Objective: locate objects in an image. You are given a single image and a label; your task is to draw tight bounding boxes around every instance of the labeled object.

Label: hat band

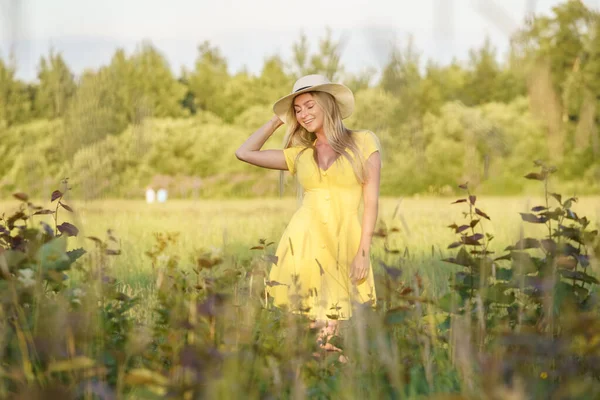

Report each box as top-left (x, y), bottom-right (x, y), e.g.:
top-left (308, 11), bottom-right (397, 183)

top-left (294, 85), bottom-right (312, 93)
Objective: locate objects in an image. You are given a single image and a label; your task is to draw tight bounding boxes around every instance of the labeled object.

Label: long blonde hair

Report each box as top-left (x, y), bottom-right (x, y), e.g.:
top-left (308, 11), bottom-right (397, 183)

top-left (279, 91), bottom-right (368, 195)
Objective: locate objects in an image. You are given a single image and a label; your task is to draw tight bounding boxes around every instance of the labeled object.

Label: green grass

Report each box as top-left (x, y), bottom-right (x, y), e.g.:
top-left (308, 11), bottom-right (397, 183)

top-left (2, 195), bottom-right (598, 300)
top-left (1, 195), bottom-right (599, 398)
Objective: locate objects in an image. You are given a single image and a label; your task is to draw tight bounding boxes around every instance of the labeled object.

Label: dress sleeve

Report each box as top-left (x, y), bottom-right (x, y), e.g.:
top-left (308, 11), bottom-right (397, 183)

top-left (360, 131), bottom-right (382, 165)
top-left (283, 146), bottom-right (304, 175)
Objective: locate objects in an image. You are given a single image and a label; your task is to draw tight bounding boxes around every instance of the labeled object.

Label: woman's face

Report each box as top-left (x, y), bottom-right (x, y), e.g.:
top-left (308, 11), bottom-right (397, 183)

top-left (293, 92), bottom-right (324, 134)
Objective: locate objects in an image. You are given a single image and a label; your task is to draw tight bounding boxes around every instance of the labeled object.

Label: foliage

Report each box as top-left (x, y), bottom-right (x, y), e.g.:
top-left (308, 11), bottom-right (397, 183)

top-left (34, 49), bottom-right (76, 119)
top-left (0, 176), bottom-right (598, 397)
top-left (0, 0), bottom-right (599, 200)
top-left (441, 162), bottom-right (600, 398)
top-left (0, 186), bottom-right (141, 397)
top-left (0, 185), bottom-right (463, 398)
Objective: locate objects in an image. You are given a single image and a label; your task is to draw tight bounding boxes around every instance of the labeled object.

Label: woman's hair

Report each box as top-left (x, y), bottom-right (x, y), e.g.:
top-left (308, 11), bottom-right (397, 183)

top-left (280, 91), bottom-right (368, 185)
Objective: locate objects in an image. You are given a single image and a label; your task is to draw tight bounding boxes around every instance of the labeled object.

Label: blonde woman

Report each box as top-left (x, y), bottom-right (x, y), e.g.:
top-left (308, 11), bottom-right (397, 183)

top-left (235, 74), bottom-right (381, 351)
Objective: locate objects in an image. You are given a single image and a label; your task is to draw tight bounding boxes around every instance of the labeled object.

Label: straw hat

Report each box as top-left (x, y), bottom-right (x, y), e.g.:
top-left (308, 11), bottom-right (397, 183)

top-left (272, 74), bottom-right (354, 123)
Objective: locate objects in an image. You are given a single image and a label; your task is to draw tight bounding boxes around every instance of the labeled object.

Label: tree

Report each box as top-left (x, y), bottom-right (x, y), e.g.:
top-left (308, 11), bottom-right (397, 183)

top-left (309, 27), bottom-right (344, 81)
top-left (188, 41), bottom-right (230, 118)
top-left (379, 36), bottom-right (423, 123)
top-left (34, 49), bottom-right (76, 119)
top-left (578, 15), bottom-right (600, 155)
top-left (344, 67), bottom-right (377, 93)
top-left (257, 55), bottom-right (293, 102)
top-left (63, 42), bottom-right (185, 159)
top-left (0, 56), bottom-right (32, 127)
top-left (289, 28), bottom-right (345, 80)
top-left (63, 68), bottom-right (127, 159)
top-left (513, 0), bottom-right (598, 161)
top-left (129, 41), bottom-right (186, 119)
top-left (420, 60), bottom-right (468, 113)
top-left (463, 37), bottom-right (501, 106)
top-left (290, 32), bottom-right (310, 78)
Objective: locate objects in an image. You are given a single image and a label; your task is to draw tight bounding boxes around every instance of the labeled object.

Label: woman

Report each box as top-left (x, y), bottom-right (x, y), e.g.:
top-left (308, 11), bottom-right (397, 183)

top-left (235, 74), bottom-right (381, 344)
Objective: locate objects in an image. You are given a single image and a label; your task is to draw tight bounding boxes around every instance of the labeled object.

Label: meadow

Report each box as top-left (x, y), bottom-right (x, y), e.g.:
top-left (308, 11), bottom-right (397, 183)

top-left (1, 190), bottom-right (600, 398)
top-left (3, 194), bottom-right (599, 313)
top-left (5, 195), bottom-right (599, 291)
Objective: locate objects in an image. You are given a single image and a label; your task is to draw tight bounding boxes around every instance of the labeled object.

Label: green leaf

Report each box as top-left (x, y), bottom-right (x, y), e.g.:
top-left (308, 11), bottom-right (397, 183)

top-left (572, 284), bottom-right (589, 300)
top-left (494, 253), bottom-right (512, 262)
top-left (524, 172), bottom-right (545, 180)
top-left (2, 250), bottom-right (27, 268)
top-left (438, 292), bottom-right (463, 313)
top-left (519, 213), bottom-right (548, 224)
top-left (67, 248), bottom-right (86, 265)
top-left (549, 193), bottom-right (562, 204)
top-left (452, 199), bottom-right (467, 204)
top-left (558, 226), bottom-right (584, 244)
top-left (38, 236), bottom-right (70, 271)
top-left (33, 209), bottom-right (55, 215)
top-left (57, 222), bottom-right (79, 237)
top-left (559, 270), bottom-right (599, 284)
top-left (51, 190), bottom-right (63, 202)
top-left (541, 239), bottom-right (557, 254)
top-left (554, 281), bottom-right (579, 312)
top-left (495, 267), bottom-right (513, 281)
top-left (59, 203), bottom-right (74, 213)
top-left (456, 224), bottom-right (470, 233)
top-left (563, 197), bottom-right (577, 209)
top-left (463, 233), bottom-right (484, 245)
top-left (557, 242), bottom-right (580, 257)
top-left (486, 283), bottom-right (515, 304)
top-left (475, 208), bottom-right (491, 220)
top-left (443, 247), bottom-right (474, 267)
top-left (540, 208), bottom-right (563, 220)
top-left (511, 251), bottom-right (538, 274)
top-left (13, 193), bottom-right (29, 202)
top-left (384, 306), bottom-right (410, 325)
top-left (504, 238), bottom-right (540, 251)
top-left (438, 315), bottom-right (451, 331)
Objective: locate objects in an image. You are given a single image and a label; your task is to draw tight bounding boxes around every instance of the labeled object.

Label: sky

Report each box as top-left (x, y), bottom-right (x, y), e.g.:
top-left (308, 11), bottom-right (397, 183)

top-left (1, 0), bottom-right (599, 82)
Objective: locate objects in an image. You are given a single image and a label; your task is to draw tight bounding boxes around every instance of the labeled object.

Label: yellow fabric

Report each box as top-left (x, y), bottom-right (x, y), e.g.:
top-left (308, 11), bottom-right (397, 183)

top-left (267, 130), bottom-right (380, 320)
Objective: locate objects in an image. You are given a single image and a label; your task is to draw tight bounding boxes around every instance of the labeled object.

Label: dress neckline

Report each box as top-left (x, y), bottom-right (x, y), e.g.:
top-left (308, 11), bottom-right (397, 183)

top-left (312, 138), bottom-right (345, 172)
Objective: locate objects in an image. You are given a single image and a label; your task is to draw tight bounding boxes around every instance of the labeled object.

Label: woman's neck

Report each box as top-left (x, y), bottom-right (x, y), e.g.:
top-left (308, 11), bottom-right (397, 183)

top-left (314, 130), bottom-right (327, 146)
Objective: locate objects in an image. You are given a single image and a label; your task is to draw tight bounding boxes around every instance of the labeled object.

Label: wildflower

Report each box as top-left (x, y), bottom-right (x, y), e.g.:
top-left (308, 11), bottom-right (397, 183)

top-left (18, 269), bottom-right (35, 288)
top-left (540, 372), bottom-right (548, 379)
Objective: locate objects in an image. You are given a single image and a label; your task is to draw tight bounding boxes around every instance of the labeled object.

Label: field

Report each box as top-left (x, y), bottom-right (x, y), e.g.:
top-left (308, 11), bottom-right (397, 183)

top-left (25, 195), bottom-right (600, 277)
top-left (2, 195), bottom-right (599, 311)
top-left (1, 195), bottom-right (599, 398)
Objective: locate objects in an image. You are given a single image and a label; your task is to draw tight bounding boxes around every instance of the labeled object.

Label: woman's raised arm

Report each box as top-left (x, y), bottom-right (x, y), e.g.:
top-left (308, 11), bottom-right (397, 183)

top-left (235, 116), bottom-right (289, 170)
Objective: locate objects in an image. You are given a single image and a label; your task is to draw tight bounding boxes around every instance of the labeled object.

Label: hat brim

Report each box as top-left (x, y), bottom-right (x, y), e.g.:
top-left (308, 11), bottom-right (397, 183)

top-left (272, 83), bottom-right (354, 124)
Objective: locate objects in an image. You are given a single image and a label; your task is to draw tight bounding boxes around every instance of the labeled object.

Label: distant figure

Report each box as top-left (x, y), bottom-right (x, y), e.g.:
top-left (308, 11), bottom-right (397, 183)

top-left (145, 187), bottom-right (156, 204)
top-left (157, 188), bottom-right (168, 203)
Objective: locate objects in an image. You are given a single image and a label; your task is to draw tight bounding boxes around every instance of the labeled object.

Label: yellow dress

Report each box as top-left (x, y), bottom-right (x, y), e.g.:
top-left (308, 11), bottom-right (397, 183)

top-left (267, 130), bottom-right (380, 320)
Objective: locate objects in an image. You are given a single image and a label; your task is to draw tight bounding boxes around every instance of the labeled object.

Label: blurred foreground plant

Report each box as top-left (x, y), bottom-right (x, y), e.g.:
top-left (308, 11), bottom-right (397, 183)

top-left (442, 161), bottom-right (600, 399)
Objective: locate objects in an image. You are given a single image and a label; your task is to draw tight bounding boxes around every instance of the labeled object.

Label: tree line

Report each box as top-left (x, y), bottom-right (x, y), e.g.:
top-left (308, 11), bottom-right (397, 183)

top-left (1, 0), bottom-right (598, 199)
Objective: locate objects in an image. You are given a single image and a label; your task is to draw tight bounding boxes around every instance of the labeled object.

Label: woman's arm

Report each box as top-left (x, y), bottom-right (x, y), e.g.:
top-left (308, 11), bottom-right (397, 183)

top-left (350, 151), bottom-right (381, 283)
top-left (235, 116), bottom-right (288, 170)
top-left (359, 152), bottom-right (381, 254)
